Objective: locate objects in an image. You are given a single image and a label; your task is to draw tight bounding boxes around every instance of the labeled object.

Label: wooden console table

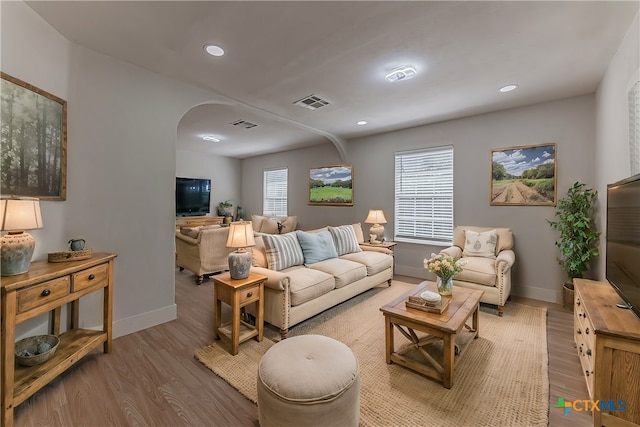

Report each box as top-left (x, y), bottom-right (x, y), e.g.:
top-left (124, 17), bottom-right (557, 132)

top-left (176, 216), bottom-right (224, 230)
top-left (574, 279), bottom-right (640, 427)
top-left (1, 252), bottom-right (117, 427)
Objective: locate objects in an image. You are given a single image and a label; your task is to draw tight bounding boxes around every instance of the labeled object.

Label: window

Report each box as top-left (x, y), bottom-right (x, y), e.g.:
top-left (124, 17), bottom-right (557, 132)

top-left (394, 146), bottom-right (454, 245)
top-left (263, 168), bottom-right (288, 216)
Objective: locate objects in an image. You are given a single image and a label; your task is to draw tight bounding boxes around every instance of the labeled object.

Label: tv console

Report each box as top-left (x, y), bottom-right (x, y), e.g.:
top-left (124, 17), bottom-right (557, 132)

top-left (175, 216), bottom-right (224, 230)
top-left (573, 278), bottom-right (640, 427)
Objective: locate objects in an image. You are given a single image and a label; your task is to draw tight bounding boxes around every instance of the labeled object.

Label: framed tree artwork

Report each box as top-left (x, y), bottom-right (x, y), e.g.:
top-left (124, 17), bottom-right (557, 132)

top-left (490, 143), bottom-right (556, 206)
top-left (1, 72), bottom-right (67, 200)
top-left (308, 164), bottom-right (354, 206)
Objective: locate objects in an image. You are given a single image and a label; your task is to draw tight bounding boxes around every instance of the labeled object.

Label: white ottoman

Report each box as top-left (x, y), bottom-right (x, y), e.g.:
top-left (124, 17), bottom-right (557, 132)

top-left (257, 335), bottom-right (360, 427)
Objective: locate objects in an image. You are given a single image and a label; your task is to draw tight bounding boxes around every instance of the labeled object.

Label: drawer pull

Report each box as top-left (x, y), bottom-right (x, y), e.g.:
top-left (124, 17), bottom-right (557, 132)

top-left (247, 292), bottom-right (253, 298)
top-left (41, 289), bottom-right (51, 297)
top-left (88, 274), bottom-right (95, 280)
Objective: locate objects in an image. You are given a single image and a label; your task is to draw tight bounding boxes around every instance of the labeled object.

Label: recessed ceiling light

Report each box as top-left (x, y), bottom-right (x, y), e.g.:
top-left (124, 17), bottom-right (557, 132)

top-left (499, 84), bottom-right (518, 93)
top-left (204, 44), bottom-right (224, 57)
top-left (202, 135), bottom-right (220, 142)
top-left (385, 65), bottom-right (417, 82)
top-left (356, 120), bottom-right (368, 126)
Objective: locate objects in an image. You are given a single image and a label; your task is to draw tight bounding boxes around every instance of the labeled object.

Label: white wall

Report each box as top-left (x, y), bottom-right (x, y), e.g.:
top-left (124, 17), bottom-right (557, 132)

top-left (594, 11), bottom-right (640, 278)
top-left (242, 95), bottom-right (597, 303)
top-left (1, 2), bottom-right (234, 338)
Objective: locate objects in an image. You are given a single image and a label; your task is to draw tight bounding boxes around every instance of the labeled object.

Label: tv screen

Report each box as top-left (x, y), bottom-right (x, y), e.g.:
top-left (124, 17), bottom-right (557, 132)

top-left (176, 177), bottom-right (211, 217)
top-left (606, 174), bottom-right (640, 318)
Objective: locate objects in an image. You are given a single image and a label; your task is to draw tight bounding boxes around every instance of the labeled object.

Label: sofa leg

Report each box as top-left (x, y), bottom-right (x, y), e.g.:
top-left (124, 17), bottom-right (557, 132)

top-left (387, 279), bottom-right (392, 287)
top-left (498, 305), bottom-right (505, 317)
top-left (196, 275), bottom-right (204, 285)
top-left (280, 329), bottom-right (288, 340)
top-left (179, 267), bottom-right (184, 271)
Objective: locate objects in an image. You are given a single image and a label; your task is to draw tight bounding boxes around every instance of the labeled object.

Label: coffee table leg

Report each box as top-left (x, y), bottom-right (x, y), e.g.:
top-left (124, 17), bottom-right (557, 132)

top-left (443, 333), bottom-right (455, 388)
top-left (473, 304), bottom-right (480, 338)
top-left (384, 316), bottom-right (394, 364)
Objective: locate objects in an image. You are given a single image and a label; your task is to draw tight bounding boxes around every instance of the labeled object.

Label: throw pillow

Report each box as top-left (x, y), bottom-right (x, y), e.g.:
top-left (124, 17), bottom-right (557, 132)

top-left (328, 225), bottom-right (362, 256)
top-left (251, 215), bottom-right (266, 232)
top-left (296, 230), bottom-right (338, 265)
top-left (251, 232), bottom-right (268, 268)
top-left (260, 218), bottom-right (279, 234)
top-left (463, 229), bottom-right (498, 258)
top-left (351, 222), bottom-right (365, 244)
top-left (280, 216), bottom-right (298, 233)
top-left (262, 233), bottom-right (304, 271)
top-left (180, 226), bottom-right (201, 239)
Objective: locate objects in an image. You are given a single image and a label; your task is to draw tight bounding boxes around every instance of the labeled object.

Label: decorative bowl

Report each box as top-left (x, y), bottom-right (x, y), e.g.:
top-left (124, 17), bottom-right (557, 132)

top-left (15, 335), bottom-right (60, 367)
top-left (420, 290), bottom-right (442, 304)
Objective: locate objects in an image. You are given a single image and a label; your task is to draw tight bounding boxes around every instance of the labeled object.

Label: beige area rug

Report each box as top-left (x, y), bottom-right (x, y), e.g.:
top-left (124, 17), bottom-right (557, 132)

top-left (195, 281), bottom-right (549, 427)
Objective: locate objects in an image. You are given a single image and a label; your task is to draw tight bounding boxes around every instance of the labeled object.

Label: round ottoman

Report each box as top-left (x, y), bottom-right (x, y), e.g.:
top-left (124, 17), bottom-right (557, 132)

top-left (257, 335), bottom-right (360, 427)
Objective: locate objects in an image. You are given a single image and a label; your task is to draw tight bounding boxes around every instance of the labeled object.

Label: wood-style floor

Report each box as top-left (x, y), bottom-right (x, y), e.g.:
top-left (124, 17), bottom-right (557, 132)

top-left (12, 272), bottom-right (592, 427)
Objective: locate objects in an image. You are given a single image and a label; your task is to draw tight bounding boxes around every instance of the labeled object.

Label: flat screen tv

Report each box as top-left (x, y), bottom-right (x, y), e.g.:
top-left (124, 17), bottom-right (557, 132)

top-left (176, 177), bottom-right (211, 217)
top-left (606, 173), bottom-right (640, 318)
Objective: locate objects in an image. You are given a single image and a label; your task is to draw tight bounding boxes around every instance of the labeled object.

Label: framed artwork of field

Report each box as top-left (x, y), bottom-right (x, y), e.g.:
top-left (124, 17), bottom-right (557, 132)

top-left (308, 164), bottom-right (354, 206)
top-left (1, 72), bottom-right (67, 200)
top-left (490, 143), bottom-right (556, 206)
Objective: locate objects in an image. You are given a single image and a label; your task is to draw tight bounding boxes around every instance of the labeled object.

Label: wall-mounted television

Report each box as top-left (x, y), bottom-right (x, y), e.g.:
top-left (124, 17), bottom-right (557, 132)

top-left (176, 177), bottom-right (211, 217)
top-left (606, 173), bottom-right (640, 318)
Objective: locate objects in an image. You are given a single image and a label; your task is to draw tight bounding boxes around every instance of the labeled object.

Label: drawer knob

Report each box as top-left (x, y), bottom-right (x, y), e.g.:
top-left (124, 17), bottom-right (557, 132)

top-left (41, 289), bottom-right (51, 297)
top-left (247, 292), bottom-right (253, 298)
top-left (88, 274), bottom-right (95, 280)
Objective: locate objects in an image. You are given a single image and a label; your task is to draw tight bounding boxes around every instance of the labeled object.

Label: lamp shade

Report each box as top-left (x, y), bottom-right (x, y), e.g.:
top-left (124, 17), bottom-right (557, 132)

top-left (365, 210), bottom-right (387, 225)
top-left (0, 197), bottom-right (43, 231)
top-left (226, 221), bottom-right (256, 248)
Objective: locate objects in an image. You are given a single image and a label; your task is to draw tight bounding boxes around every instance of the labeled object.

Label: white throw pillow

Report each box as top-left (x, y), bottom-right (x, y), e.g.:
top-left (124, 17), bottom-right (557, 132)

top-left (328, 225), bottom-right (362, 256)
top-left (262, 233), bottom-right (304, 271)
top-left (463, 229), bottom-right (498, 258)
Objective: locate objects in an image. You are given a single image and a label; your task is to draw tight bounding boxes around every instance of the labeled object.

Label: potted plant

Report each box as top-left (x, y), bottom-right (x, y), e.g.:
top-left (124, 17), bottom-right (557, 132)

top-left (217, 201), bottom-right (234, 218)
top-left (548, 182), bottom-right (600, 311)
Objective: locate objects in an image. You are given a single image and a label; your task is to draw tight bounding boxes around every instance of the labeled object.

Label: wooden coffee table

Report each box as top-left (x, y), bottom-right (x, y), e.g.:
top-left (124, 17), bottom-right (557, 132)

top-left (380, 281), bottom-right (483, 388)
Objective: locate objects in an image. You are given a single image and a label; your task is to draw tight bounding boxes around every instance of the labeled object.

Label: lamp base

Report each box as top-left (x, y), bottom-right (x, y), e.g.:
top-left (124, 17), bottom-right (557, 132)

top-left (369, 224), bottom-right (385, 243)
top-left (228, 249), bottom-right (252, 280)
top-left (1, 231), bottom-right (36, 276)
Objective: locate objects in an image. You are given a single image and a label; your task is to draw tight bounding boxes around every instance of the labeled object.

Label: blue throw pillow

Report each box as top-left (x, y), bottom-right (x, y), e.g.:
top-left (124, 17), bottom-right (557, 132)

top-left (295, 230), bottom-right (339, 265)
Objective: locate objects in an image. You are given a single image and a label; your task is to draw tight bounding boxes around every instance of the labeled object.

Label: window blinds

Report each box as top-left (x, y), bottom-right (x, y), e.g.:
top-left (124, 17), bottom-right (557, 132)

top-left (394, 146), bottom-right (454, 244)
top-left (263, 168), bottom-right (288, 217)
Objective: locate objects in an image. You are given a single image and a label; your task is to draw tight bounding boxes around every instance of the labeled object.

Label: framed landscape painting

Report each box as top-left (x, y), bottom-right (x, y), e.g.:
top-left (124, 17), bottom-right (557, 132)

top-left (1, 72), bottom-right (67, 200)
top-left (490, 143), bottom-right (556, 206)
top-left (308, 164), bottom-right (354, 206)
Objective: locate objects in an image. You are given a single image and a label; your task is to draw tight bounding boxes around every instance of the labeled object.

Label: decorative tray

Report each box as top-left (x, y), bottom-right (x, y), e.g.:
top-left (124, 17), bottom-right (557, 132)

top-left (48, 248), bottom-right (93, 263)
top-left (406, 294), bottom-right (451, 314)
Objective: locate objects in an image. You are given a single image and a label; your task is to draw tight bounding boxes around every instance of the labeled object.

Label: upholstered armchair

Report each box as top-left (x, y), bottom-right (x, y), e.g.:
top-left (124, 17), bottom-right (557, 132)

top-left (439, 226), bottom-right (515, 316)
top-left (175, 225), bottom-right (235, 284)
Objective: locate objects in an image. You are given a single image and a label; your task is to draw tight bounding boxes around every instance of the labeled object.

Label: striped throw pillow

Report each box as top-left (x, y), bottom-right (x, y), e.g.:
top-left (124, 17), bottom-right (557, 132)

top-left (328, 225), bottom-right (362, 256)
top-left (262, 233), bottom-right (304, 271)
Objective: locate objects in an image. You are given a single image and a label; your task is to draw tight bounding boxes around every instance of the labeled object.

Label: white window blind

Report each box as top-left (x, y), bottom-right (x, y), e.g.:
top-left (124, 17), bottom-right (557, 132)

top-left (394, 146), bottom-right (454, 244)
top-left (263, 168), bottom-right (288, 217)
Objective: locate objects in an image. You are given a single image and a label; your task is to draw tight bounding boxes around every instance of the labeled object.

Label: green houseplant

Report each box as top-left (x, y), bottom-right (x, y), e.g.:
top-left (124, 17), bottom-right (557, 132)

top-left (548, 182), bottom-right (600, 310)
top-left (217, 201), bottom-right (233, 217)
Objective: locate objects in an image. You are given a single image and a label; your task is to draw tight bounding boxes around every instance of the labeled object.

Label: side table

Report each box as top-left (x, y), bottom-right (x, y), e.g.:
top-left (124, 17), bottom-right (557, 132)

top-left (213, 272), bottom-right (266, 355)
top-left (360, 241), bottom-right (398, 252)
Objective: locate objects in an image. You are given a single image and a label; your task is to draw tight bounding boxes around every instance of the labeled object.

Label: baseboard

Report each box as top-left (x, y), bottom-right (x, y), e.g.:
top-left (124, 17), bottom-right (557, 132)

top-left (112, 304), bottom-right (177, 338)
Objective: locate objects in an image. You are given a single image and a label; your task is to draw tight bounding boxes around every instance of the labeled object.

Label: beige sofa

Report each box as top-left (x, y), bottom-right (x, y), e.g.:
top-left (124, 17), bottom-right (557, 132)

top-left (439, 225), bottom-right (515, 316)
top-left (250, 223), bottom-right (394, 338)
top-left (175, 225), bottom-right (234, 284)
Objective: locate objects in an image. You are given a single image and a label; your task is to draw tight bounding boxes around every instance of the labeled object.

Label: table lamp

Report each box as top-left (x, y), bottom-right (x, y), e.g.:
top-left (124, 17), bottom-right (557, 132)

top-left (1, 197), bottom-right (44, 276)
top-left (226, 221), bottom-right (256, 279)
top-left (365, 209), bottom-right (387, 243)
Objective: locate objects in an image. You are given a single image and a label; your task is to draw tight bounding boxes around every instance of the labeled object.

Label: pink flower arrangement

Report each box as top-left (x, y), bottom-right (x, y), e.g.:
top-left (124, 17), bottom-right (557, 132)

top-left (423, 253), bottom-right (465, 281)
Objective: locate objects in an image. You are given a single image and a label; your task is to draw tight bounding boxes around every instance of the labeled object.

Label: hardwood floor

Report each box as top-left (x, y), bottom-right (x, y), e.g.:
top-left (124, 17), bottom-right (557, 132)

top-left (12, 272), bottom-right (592, 426)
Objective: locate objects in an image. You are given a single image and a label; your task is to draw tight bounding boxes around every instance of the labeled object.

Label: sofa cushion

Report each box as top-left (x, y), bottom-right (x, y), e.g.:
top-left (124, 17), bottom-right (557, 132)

top-left (262, 233), bottom-right (304, 271)
top-left (296, 230), bottom-right (338, 265)
top-left (454, 257), bottom-right (497, 286)
top-left (252, 232), bottom-right (268, 268)
top-left (351, 223), bottom-right (365, 244)
top-left (341, 251), bottom-right (393, 276)
top-left (328, 225), bottom-right (362, 256)
top-left (463, 229), bottom-right (497, 259)
top-left (284, 266), bottom-right (336, 306)
top-left (308, 258), bottom-right (367, 289)
top-left (180, 226), bottom-right (202, 239)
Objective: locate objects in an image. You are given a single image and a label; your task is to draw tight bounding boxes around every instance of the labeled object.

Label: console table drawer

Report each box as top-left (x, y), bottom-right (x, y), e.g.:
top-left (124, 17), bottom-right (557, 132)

top-left (72, 264), bottom-right (109, 292)
top-left (17, 277), bottom-right (70, 314)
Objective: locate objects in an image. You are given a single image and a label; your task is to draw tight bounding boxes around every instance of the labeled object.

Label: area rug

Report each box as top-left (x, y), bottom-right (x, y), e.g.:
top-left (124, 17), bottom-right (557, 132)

top-left (195, 281), bottom-right (549, 426)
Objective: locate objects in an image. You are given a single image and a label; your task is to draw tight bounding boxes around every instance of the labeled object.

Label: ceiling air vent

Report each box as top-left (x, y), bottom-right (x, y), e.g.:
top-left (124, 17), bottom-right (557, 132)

top-left (293, 94), bottom-right (330, 111)
top-left (230, 120), bottom-right (258, 129)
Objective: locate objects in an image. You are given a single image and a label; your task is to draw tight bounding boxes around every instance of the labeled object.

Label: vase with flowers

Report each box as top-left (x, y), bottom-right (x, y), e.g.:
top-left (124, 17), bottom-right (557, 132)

top-left (424, 253), bottom-right (466, 296)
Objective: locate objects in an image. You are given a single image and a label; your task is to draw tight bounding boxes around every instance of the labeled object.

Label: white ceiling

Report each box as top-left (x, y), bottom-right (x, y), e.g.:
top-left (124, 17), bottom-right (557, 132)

top-left (26, 1), bottom-right (639, 159)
